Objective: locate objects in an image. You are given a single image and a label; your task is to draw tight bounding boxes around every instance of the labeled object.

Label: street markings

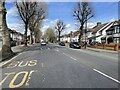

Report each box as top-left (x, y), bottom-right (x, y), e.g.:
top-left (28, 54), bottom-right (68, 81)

top-left (70, 57), bottom-right (77, 61)
top-left (41, 63), bottom-right (44, 68)
top-left (1, 59), bottom-right (39, 88)
top-left (0, 72), bottom-right (15, 86)
top-left (25, 70), bottom-right (37, 86)
top-left (93, 68), bottom-right (120, 84)
top-left (0, 53), bottom-right (22, 68)
top-left (1, 70), bottom-right (38, 88)
top-left (62, 53), bottom-right (77, 61)
top-left (55, 49), bottom-right (59, 52)
top-left (7, 60), bottom-right (37, 68)
top-left (47, 48), bottom-right (50, 50)
top-left (9, 71), bottom-right (29, 88)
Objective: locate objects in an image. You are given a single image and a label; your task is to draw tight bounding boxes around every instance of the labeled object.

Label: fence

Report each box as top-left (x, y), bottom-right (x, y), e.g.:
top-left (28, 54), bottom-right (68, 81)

top-left (94, 44), bottom-right (119, 51)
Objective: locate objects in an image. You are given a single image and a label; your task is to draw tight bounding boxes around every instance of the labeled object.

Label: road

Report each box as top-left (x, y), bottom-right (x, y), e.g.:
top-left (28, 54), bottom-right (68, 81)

top-left (0, 43), bottom-right (119, 88)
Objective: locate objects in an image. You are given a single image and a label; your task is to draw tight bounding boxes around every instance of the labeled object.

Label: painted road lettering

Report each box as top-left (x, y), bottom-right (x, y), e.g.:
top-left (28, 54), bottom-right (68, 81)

top-left (0, 72), bottom-right (15, 86)
top-left (9, 71), bottom-right (29, 88)
top-left (7, 60), bottom-right (37, 68)
top-left (0, 70), bottom-right (37, 88)
top-left (1, 60), bottom-right (38, 88)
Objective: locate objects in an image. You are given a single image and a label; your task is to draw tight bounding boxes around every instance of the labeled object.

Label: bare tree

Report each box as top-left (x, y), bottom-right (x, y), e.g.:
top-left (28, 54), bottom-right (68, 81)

top-left (16, 1), bottom-right (36, 46)
top-left (34, 23), bottom-right (42, 43)
top-left (29, 7), bottom-right (45, 44)
top-left (0, 0), bottom-right (13, 59)
top-left (73, 2), bottom-right (93, 45)
top-left (44, 28), bottom-right (55, 43)
top-left (55, 20), bottom-right (66, 42)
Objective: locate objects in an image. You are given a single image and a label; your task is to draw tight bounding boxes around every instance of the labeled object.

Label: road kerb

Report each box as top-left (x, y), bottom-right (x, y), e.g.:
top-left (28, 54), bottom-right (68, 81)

top-left (0, 53), bottom-right (23, 68)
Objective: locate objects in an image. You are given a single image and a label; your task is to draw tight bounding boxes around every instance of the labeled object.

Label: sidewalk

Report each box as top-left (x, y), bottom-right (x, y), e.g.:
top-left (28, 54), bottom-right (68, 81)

top-left (11, 44), bottom-right (33, 53)
top-left (0, 44), bottom-right (34, 67)
top-left (85, 47), bottom-right (118, 54)
top-left (57, 43), bottom-right (118, 54)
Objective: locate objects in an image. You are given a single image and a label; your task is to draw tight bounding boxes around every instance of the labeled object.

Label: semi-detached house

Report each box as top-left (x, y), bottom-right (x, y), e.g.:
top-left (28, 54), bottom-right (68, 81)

top-left (88, 20), bottom-right (120, 44)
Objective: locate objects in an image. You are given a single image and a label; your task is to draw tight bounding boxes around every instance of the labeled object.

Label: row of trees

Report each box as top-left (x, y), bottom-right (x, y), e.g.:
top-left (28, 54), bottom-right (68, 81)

top-left (0, 0), bottom-right (46, 58)
top-left (44, 2), bottom-right (93, 44)
top-left (43, 20), bottom-right (66, 43)
top-left (0, 1), bottom-right (93, 58)
top-left (16, 1), bottom-right (46, 45)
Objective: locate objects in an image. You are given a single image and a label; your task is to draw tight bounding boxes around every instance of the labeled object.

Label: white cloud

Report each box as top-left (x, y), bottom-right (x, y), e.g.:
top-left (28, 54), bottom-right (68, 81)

top-left (8, 23), bottom-right (25, 34)
top-left (110, 18), bottom-right (116, 22)
top-left (7, 6), bottom-right (19, 17)
top-left (66, 24), bottom-right (71, 28)
top-left (87, 22), bottom-right (96, 28)
top-left (41, 25), bottom-right (50, 33)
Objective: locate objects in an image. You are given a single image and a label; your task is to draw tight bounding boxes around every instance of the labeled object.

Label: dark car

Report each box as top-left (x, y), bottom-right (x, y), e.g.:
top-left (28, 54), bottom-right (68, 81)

top-left (59, 42), bottom-right (65, 46)
top-left (69, 42), bottom-right (81, 49)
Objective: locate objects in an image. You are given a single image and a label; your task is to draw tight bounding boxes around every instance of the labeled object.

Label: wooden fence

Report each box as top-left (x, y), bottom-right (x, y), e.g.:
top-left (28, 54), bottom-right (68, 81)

top-left (94, 44), bottom-right (119, 51)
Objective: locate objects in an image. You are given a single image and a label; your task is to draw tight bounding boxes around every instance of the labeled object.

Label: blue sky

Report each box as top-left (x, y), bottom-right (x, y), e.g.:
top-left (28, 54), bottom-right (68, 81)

top-left (5, 2), bottom-right (118, 34)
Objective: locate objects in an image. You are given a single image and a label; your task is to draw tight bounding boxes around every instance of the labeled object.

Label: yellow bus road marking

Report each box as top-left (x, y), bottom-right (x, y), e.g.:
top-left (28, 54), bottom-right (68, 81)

top-left (9, 71), bottom-right (29, 88)
top-left (0, 70), bottom-right (38, 88)
top-left (7, 60), bottom-right (38, 68)
top-left (0, 72), bottom-right (15, 86)
top-left (25, 70), bottom-right (37, 86)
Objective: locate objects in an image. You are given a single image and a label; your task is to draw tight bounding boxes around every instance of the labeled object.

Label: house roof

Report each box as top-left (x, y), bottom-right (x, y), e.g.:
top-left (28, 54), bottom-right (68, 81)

top-left (72, 31), bottom-right (79, 36)
top-left (91, 23), bottom-right (108, 34)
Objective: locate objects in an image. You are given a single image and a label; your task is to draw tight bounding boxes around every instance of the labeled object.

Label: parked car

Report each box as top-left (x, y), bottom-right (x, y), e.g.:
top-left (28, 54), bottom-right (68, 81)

top-left (41, 41), bottom-right (47, 46)
top-left (59, 42), bottom-right (65, 46)
top-left (69, 42), bottom-right (81, 49)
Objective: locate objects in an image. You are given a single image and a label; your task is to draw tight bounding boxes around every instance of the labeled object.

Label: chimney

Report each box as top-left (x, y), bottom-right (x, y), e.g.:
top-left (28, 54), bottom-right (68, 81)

top-left (97, 22), bottom-right (101, 26)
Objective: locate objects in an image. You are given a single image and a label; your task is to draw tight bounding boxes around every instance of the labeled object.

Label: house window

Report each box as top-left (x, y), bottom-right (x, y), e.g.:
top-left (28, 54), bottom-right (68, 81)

top-left (106, 30), bottom-right (113, 35)
top-left (114, 26), bottom-right (120, 34)
top-left (101, 37), bottom-right (106, 44)
top-left (113, 38), bottom-right (120, 44)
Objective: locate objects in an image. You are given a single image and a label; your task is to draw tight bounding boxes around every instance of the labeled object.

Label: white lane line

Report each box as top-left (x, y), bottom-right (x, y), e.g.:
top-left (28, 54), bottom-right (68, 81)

top-left (48, 48), bottom-right (50, 50)
top-left (55, 49), bottom-right (59, 52)
top-left (93, 69), bottom-right (120, 84)
top-left (41, 63), bottom-right (44, 68)
top-left (62, 52), bottom-right (77, 61)
top-left (70, 57), bottom-right (77, 61)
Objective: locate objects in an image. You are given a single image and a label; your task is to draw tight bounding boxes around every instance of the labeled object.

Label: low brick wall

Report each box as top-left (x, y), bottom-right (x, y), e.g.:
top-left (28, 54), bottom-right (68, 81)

top-left (95, 44), bottom-right (119, 51)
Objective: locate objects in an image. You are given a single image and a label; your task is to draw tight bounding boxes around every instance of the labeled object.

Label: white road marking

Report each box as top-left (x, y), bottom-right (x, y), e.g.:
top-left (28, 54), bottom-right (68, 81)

top-left (48, 48), bottom-right (50, 50)
top-left (62, 52), bottom-right (77, 61)
top-left (55, 49), bottom-right (59, 52)
top-left (41, 63), bottom-right (44, 68)
top-left (0, 52), bottom-right (24, 68)
top-left (70, 57), bottom-right (77, 61)
top-left (93, 69), bottom-right (120, 84)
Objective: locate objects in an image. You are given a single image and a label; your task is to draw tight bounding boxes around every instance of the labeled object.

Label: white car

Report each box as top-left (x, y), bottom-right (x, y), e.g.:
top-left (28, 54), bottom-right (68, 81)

top-left (41, 41), bottom-right (47, 46)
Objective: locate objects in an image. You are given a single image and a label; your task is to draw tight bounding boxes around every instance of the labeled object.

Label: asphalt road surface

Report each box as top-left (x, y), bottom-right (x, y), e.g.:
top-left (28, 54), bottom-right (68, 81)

top-left (0, 43), bottom-right (119, 88)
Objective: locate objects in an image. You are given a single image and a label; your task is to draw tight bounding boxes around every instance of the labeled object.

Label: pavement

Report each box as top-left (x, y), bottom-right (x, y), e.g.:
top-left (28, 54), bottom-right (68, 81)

top-left (0, 43), bottom-right (119, 88)
top-left (86, 47), bottom-right (118, 54)
top-left (0, 44), bottom-right (34, 68)
top-left (64, 44), bottom-right (118, 54)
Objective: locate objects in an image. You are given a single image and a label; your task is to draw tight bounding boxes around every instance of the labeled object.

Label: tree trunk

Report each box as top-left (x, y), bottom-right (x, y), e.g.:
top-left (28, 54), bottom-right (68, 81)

top-left (24, 23), bottom-right (28, 46)
top-left (58, 31), bottom-right (60, 42)
top-left (35, 30), bottom-right (40, 43)
top-left (30, 31), bottom-right (33, 44)
top-left (0, 1), bottom-right (13, 59)
top-left (78, 24), bottom-right (84, 45)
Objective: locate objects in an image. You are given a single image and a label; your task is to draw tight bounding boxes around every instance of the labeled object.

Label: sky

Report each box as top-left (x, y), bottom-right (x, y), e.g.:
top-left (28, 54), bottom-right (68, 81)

top-left (5, 2), bottom-right (118, 35)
